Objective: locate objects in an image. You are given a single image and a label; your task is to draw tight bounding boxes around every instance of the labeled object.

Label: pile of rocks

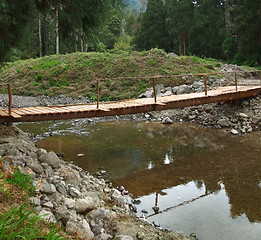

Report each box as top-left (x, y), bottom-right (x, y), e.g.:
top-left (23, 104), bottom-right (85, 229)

top-left (0, 126), bottom-right (195, 240)
top-left (139, 75), bottom-right (230, 99)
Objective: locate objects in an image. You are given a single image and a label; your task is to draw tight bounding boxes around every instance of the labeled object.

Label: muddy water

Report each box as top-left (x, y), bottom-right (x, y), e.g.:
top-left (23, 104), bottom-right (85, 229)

top-left (18, 120), bottom-right (261, 240)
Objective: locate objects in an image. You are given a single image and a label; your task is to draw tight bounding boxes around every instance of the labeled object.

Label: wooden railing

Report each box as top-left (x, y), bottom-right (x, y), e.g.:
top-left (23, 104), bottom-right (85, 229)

top-left (6, 70), bottom-right (261, 126)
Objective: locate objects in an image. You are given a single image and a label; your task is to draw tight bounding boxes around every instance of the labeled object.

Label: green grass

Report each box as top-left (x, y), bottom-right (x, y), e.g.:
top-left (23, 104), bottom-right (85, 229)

top-left (5, 169), bottom-right (35, 196)
top-left (2, 49), bottom-right (255, 99)
top-left (0, 205), bottom-right (66, 240)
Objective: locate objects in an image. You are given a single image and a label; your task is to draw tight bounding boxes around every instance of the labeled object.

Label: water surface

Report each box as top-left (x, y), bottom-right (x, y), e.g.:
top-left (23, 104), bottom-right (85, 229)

top-left (18, 120), bottom-right (261, 240)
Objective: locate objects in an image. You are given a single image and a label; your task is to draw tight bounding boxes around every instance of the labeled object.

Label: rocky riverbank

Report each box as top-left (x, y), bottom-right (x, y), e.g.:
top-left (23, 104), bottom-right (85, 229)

top-left (0, 125), bottom-right (195, 240)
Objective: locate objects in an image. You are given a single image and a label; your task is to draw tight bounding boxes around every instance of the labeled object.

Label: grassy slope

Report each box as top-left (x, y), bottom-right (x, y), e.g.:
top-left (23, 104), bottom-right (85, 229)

top-left (0, 49), bottom-right (220, 101)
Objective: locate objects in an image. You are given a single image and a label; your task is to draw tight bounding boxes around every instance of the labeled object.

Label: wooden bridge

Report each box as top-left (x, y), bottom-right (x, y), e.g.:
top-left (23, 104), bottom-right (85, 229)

top-left (1, 71), bottom-right (261, 124)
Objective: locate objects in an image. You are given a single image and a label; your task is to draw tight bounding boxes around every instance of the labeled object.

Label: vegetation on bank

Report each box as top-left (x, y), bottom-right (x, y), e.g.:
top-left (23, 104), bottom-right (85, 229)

top-left (0, 156), bottom-right (68, 239)
top-left (0, 49), bottom-right (223, 101)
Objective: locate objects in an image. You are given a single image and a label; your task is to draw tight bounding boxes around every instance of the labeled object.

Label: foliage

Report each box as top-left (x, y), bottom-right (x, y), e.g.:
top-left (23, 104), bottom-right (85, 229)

top-left (114, 35), bottom-right (133, 50)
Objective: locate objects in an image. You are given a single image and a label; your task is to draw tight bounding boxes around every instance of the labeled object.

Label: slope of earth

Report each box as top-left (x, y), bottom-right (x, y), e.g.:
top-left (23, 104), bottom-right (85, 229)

top-left (0, 49), bottom-right (220, 101)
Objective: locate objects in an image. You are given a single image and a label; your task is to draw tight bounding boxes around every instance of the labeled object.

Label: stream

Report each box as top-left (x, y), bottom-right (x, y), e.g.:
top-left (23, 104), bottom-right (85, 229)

top-left (18, 119), bottom-right (261, 240)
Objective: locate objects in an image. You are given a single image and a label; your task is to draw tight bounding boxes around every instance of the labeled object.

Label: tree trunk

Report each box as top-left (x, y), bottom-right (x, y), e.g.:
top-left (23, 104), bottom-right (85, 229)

top-left (75, 34), bottom-right (78, 52)
top-left (55, 8), bottom-right (59, 55)
top-left (80, 28), bottom-right (84, 52)
top-left (178, 33), bottom-right (182, 56)
top-left (38, 16), bottom-right (42, 58)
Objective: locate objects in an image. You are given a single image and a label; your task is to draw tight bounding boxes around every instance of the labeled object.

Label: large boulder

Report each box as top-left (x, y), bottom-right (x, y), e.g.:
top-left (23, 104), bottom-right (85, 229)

top-left (38, 151), bottom-right (61, 168)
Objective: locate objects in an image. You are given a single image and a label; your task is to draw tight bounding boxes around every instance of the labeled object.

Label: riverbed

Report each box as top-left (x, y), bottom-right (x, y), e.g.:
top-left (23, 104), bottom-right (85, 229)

top-left (18, 119), bottom-right (261, 240)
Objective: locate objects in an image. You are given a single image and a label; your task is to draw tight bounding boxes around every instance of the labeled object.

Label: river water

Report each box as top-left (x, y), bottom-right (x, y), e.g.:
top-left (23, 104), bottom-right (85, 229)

top-left (18, 120), bottom-right (261, 240)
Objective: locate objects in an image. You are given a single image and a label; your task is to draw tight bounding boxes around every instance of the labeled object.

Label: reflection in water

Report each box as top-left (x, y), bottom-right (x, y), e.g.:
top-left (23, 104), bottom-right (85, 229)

top-left (18, 120), bottom-right (261, 240)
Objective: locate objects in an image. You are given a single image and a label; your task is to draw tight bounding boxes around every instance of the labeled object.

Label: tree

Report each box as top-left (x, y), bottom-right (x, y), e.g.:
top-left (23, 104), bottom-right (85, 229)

top-left (189, 0), bottom-right (225, 59)
top-left (166, 0), bottom-right (194, 55)
top-left (227, 0), bottom-right (261, 65)
top-left (0, 0), bottom-right (38, 61)
top-left (134, 0), bottom-right (167, 50)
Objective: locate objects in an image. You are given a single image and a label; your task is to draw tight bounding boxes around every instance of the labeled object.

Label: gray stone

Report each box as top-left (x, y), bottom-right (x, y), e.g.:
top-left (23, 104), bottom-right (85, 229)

top-left (68, 187), bottom-right (81, 198)
top-left (37, 148), bottom-right (48, 157)
top-left (172, 86), bottom-right (179, 94)
top-left (38, 209), bottom-right (56, 223)
top-left (88, 208), bottom-right (107, 220)
top-left (65, 198), bottom-right (75, 209)
top-left (231, 129), bottom-right (239, 135)
top-left (56, 183), bottom-right (67, 195)
top-left (66, 220), bottom-right (94, 240)
top-left (176, 85), bottom-right (191, 95)
top-left (136, 231), bottom-right (146, 240)
top-left (40, 182), bottom-right (56, 194)
top-left (42, 201), bottom-right (54, 209)
top-left (168, 52), bottom-right (178, 58)
top-left (238, 113), bottom-right (249, 119)
top-left (75, 197), bottom-right (99, 213)
top-left (30, 197), bottom-right (41, 207)
top-left (115, 235), bottom-right (134, 240)
top-left (217, 118), bottom-right (231, 127)
top-left (162, 117), bottom-right (173, 124)
top-left (39, 151), bottom-right (61, 168)
top-left (139, 89), bottom-right (153, 98)
top-left (26, 159), bottom-right (44, 174)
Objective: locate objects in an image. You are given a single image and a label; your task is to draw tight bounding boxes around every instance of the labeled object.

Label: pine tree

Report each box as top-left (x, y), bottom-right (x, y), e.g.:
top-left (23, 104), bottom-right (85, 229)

top-left (134, 0), bottom-right (167, 50)
top-left (189, 0), bottom-right (225, 59)
top-left (166, 0), bottom-right (194, 55)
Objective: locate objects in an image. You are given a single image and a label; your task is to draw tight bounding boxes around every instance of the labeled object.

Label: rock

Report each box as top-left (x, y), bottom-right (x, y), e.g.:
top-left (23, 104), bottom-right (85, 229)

top-left (56, 183), bottom-right (67, 195)
top-left (66, 219), bottom-right (94, 240)
top-left (217, 118), bottom-right (231, 128)
top-left (168, 52), bottom-right (178, 58)
top-left (115, 235), bottom-right (134, 240)
top-left (26, 159), bottom-right (44, 174)
top-left (30, 197), bottom-right (41, 207)
top-left (172, 86), bottom-right (179, 94)
top-left (176, 85), bottom-right (191, 95)
top-left (40, 182), bottom-right (56, 194)
top-left (238, 113), bottom-right (249, 119)
top-left (38, 209), bottom-right (56, 223)
top-left (231, 129), bottom-right (239, 135)
top-left (162, 117), bottom-right (173, 124)
top-left (68, 187), bottom-right (82, 198)
top-left (42, 201), bottom-right (54, 209)
top-left (139, 89), bottom-right (153, 98)
top-left (75, 197), bottom-right (99, 213)
top-left (208, 76), bottom-right (217, 84)
top-left (136, 231), bottom-right (146, 240)
top-left (112, 189), bottom-right (131, 206)
top-left (64, 198), bottom-right (75, 209)
top-left (36, 148), bottom-right (47, 157)
top-left (88, 208), bottom-right (107, 220)
top-left (38, 151), bottom-right (61, 168)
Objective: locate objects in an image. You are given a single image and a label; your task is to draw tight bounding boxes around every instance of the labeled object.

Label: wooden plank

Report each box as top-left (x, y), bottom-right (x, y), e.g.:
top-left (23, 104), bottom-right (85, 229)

top-left (0, 110), bottom-right (9, 117)
top-left (10, 112), bottom-right (22, 118)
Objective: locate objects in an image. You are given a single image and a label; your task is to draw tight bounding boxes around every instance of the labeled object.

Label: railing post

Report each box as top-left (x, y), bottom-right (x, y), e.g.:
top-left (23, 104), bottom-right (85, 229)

top-left (96, 80), bottom-right (99, 109)
top-left (152, 78), bottom-right (157, 103)
top-left (204, 75), bottom-right (208, 96)
top-left (8, 84), bottom-right (12, 126)
top-left (234, 72), bottom-right (238, 91)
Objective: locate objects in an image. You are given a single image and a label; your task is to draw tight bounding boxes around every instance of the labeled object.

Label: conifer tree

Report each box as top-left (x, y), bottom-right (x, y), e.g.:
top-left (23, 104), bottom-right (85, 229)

top-left (134, 0), bottom-right (167, 50)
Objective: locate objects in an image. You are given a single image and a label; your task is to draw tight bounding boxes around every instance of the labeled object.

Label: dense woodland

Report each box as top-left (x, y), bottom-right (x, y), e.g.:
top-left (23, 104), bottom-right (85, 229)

top-left (0, 0), bottom-right (260, 66)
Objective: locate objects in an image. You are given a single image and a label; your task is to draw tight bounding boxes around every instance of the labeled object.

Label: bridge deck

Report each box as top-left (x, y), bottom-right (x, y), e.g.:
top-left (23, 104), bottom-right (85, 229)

top-left (0, 85), bottom-right (261, 123)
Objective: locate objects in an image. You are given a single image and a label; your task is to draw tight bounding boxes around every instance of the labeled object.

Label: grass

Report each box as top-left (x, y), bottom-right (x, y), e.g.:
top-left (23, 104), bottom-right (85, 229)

top-left (0, 157), bottom-right (70, 239)
top-left (1, 49), bottom-right (258, 100)
top-left (0, 205), bottom-right (66, 240)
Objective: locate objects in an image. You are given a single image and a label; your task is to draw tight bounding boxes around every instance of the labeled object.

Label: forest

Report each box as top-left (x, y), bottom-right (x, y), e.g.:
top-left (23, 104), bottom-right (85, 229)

top-left (0, 0), bottom-right (260, 66)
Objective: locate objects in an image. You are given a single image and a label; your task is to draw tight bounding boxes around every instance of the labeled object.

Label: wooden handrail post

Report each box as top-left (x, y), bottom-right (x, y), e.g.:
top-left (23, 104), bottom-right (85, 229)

top-left (234, 72), bottom-right (238, 91)
top-left (8, 84), bottom-right (12, 126)
top-left (204, 75), bottom-right (208, 96)
top-left (96, 80), bottom-right (99, 109)
top-left (152, 78), bottom-right (157, 103)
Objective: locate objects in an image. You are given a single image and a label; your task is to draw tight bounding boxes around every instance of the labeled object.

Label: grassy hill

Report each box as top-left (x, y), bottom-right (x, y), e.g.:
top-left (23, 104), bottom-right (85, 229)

top-left (0, 49), bottom-right (221, 101)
